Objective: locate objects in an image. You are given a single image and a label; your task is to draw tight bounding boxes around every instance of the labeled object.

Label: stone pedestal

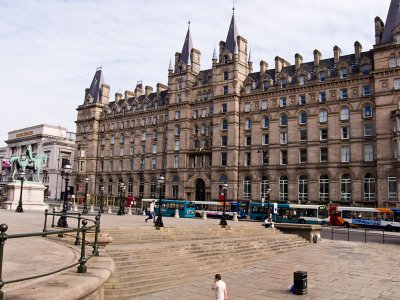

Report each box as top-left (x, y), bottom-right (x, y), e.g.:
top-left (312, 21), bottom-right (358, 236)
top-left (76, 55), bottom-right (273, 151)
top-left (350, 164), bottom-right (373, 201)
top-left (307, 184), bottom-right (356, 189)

top-left (2, 182), bottom-right (48, 211)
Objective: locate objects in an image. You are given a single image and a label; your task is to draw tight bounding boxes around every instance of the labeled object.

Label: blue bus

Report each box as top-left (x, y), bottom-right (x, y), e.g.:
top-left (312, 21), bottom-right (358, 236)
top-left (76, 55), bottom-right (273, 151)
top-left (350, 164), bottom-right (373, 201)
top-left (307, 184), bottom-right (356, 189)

top-left (143, 199), bottom-right (195, 218)
top-left (249, 202), bottom-right (328, 224)
top-left (193, 201), bottom-right (248, 219)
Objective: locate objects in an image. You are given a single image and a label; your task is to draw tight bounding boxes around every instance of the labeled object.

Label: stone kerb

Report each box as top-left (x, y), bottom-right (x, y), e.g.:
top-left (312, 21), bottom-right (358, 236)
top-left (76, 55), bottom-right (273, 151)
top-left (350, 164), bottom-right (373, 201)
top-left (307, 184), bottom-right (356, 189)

top-left (274, 223), bottom-right (322, 243)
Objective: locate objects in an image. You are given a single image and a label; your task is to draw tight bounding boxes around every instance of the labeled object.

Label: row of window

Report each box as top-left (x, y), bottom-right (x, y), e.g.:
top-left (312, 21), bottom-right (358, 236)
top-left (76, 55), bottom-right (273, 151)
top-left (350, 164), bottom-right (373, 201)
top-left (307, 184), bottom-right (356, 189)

top-left (244, 174), bottom-right (396, 202)
top-left (220, 144), bottom-right (374, 167)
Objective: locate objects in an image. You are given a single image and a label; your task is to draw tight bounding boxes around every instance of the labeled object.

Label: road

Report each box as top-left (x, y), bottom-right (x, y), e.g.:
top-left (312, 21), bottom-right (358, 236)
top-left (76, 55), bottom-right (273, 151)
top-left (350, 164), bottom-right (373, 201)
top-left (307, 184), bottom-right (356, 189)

top-left (321, 226), bottom-right (400, 245)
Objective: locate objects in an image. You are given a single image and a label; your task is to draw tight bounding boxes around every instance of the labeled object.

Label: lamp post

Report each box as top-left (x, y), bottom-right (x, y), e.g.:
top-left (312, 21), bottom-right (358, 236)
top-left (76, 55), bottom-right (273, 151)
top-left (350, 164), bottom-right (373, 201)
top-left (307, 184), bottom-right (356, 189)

top-left (154, 175), bottom-right (165, 227)
top-left (15, 170), bottom-right (25, 213)
top-left (117, 182), bottom-right (126, 215)
top-left (57, 163), bottom-right (72, 227)
top-left (99, 186), bottom-right (104, 214)
top-left (82, 177), bottom-right (89, 214)
top-left (219, 183), bottom-right (228, 226)
top-left (266, 187), bottom-right (272, 219)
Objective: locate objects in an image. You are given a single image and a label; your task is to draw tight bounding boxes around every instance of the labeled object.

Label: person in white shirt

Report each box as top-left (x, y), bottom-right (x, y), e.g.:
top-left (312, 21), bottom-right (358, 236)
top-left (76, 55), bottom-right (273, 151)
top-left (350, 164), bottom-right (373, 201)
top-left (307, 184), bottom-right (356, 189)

top-left (212, 274), bottom-right (227, 300)
top-left (145, 201), bottom-right (155, 223)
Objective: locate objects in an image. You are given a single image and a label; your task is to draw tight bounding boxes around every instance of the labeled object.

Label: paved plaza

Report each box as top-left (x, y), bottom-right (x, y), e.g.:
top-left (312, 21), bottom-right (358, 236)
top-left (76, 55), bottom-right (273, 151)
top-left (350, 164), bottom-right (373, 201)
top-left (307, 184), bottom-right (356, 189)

top-left (1, 209), bottom-right (400, 299)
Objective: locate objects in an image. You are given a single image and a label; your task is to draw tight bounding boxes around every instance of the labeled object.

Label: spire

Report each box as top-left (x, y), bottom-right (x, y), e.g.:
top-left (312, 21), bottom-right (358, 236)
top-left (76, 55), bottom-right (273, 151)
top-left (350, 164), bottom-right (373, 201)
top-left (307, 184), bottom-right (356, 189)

top-left (248, 46), bottom-right (252, 63)
top-left (213, 45), bottom-right (217, 60)
top-left (382, 0), bottom-right (400, 44)
top-left (168, 58), bottom-right (173, 72)
top-left (225, 7), bottom-right (238, 54)
top-left (87, 67), bottom-right (104, 103)
top-left (180, 21), bottom-right (193, 65)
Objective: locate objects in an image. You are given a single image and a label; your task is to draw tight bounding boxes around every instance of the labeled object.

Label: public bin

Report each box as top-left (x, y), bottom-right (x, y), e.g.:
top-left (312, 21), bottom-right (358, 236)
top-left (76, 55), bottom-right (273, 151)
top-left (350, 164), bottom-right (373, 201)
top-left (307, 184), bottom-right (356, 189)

top-left (293, 271), bottom-right (307, 295)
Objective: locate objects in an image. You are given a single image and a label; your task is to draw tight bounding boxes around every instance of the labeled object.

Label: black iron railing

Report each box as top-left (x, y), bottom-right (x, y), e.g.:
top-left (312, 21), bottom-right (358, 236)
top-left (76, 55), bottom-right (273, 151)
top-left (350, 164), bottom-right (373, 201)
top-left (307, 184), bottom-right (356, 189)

top-left (0, 209), bottom-right (101, 300)
top-left (328, 227), bottom-right (400, 244)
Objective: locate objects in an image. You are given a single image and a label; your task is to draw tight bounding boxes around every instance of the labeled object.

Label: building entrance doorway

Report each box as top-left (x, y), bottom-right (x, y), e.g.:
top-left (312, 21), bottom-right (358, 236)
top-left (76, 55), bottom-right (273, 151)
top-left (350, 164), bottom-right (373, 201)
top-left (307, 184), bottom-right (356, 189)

top-left (195, 179), bottom-right (206, 202)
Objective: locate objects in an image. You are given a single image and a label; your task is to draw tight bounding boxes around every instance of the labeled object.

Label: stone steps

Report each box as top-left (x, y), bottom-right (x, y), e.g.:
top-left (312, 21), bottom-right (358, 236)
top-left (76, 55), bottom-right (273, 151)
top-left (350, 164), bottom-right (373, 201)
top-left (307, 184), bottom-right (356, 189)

top-left (103, 224), bottom-right (309, 299)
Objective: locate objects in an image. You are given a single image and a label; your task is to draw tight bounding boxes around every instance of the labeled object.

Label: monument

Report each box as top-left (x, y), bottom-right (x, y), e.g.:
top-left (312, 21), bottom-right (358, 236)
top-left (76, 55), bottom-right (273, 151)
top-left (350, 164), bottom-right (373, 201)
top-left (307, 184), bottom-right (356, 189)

top-left (2, 145), bottom-right (49, 211)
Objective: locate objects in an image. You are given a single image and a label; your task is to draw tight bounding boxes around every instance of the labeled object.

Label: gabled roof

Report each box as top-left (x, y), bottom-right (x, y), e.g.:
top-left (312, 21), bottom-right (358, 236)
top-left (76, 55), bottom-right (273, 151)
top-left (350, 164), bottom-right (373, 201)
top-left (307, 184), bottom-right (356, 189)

top-left (382, 0), bottom-right (400, 44)
top-left (225, 14), bottom-right (238, 54)
top-left (87, 68), bottom-right (104, 103)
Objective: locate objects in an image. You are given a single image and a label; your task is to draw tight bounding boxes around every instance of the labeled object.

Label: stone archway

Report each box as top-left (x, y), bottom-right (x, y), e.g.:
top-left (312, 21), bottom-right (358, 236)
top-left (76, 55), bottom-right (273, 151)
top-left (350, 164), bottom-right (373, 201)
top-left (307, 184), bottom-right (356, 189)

top-left (195, 179), bottom-right (206, 202)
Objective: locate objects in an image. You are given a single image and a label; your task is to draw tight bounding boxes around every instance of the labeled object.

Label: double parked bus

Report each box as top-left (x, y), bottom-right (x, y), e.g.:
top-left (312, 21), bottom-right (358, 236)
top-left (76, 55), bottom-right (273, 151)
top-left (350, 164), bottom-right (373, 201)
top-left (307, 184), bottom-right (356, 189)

top-left (249, 203), bottom-right (329, 225)
top-left (329, 206), bottom-right (400, 231)
top-left (193, 201), bottom-right (248, 219)
top-left (142, 199), bottom-right (195, 218)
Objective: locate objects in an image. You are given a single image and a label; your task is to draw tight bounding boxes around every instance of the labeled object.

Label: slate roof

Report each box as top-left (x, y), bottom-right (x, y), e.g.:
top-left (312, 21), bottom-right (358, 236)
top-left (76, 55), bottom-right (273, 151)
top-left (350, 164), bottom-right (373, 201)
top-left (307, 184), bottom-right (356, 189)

top-left (225, 14), bottom-right (238, 54)
top-left (87, 68), bottom-right (104, 103)
top-left (382, 0), bottom-right (400, 44)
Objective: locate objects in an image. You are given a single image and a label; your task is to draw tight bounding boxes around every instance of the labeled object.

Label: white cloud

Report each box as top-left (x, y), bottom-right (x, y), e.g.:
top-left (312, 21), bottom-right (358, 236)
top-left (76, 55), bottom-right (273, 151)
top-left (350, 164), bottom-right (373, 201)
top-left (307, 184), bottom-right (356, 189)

top-left (0, 0), bottom-right (391, 146)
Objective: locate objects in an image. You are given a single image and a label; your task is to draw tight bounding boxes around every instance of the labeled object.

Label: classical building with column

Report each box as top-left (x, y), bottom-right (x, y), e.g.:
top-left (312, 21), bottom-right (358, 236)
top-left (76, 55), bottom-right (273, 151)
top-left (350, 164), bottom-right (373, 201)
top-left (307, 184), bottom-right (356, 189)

top-left (2, 124), bottom-right (75, 200)
top-left (75, 1), bottom-right (400, 208)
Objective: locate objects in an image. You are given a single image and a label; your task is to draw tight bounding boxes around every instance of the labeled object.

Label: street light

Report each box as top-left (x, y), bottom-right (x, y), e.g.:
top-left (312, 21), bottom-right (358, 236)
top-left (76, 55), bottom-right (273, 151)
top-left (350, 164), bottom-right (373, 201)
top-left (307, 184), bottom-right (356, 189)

top-left (117, 182), bottom-right (126, 215)
top-left (266, 187), bottom-right (272, 219)
top-left (57, 163), bottom-right (72, 227)
top-left (15, 170), bottom-right (25, 213)
top-left (82, 177), bottom-right (89, 214)
top-left (219, 183), bottom-right (228, 226)
top-left (154, 175), bottom-right (165, 227)
top-left (99, 186), bottom-right (104, 214)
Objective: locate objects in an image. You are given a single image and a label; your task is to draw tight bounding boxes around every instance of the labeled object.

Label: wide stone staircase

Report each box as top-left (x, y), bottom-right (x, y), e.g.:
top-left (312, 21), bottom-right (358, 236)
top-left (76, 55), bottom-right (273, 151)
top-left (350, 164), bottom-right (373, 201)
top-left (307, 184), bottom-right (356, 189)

top-left (103, 223), bottom-right (309, 299)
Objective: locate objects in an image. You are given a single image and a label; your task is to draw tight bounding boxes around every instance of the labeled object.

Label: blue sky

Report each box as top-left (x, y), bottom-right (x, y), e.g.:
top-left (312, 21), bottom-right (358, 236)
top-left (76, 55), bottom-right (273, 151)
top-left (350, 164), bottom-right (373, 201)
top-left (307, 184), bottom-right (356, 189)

top-left (0, 0), bottom-right (390, 146)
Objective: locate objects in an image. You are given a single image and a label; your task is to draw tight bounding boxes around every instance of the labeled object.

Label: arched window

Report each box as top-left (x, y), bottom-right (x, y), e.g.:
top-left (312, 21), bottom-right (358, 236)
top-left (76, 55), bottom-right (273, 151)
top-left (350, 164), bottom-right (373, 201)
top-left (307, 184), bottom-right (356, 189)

top-left (364, 173), bottom-right (375, 202)
top-left (363, 105), bottom-right (373, 118)
top-left (262, 116), bottom-right (270, 129)
top-left (175, 125), bottom-right (181, 136)
top-left (340, 67), bottom-right (348, 79)
top-left (194, 124), bottom-right (199, 135)
top-left (361, 64), bottom-right (371, 75)
top-left (298, 175), bottom-right (308, 202)
top-left (280, 114), bottom-right (288, 127)
top-left (319, 109), bottom-right (328, 123)
top-left (260, 176), bottom-right (269, 199)
top-left (340, 107), bottom-right (350, 121)
top-left (279, 176), bottom-right (288, 201)
top-left (222, 119), bottom-right (228, 130)
top-left (224, 56), bottom-right (228, 64)
top-left (110, 135), bottom-right (115, 144)
top-left (299, 112), bottom-right (308, 125)
top-left (281, 78), bottom-right (287, 88)
top-left (243, 176), bottom-right (252, 199)
top-left (340, 174), bottom-right (351, 202)
top-left (152, 130), bottom-right (158, 140)
top-left (245, 118), bottom-right (252, 130)
top-left (120, 134), bottom-right (124, 144)
top-left (319, 175), bottom-right (329, 202)
top-left (141, 131), bottom-right (146, 141)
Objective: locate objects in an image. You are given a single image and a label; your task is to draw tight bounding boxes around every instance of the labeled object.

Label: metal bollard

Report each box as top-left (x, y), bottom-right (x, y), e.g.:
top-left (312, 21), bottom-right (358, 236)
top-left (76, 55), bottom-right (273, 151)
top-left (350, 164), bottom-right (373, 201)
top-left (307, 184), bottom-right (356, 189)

top-left (174, 209), bottom-right (179, 218)
top-left (202, 211), bottom-right (207, 220)
top-left (108, 207), bottom-right (112, 214)
top-left (128, 207), bottom-right (132, 215)
top-left (293, 271), bottom-right (307, 295)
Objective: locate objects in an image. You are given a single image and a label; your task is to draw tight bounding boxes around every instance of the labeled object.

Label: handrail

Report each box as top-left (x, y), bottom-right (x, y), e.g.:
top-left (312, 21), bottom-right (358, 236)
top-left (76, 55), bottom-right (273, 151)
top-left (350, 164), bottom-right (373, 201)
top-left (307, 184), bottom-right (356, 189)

top-left (0, 209), bottom-right (101, 300)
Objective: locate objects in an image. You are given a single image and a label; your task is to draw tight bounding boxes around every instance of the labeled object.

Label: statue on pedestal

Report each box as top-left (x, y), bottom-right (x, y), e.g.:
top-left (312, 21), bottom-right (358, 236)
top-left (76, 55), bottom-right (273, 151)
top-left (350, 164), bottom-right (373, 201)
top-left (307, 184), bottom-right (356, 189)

top-left (9, 145), bottom-right (47, 183)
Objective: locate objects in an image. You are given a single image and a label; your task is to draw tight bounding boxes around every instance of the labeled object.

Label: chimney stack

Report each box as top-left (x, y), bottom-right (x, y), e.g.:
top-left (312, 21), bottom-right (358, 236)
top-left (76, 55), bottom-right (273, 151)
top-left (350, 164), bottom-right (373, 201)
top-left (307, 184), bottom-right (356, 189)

top-left (313, 49), bottom-right (321, 67)
top-left (333, 46), bottom-right (341, 65)
top-left (260, 60), bottom-right (268, 75)
top-left (145, 85), bottom-right (153, 97)
top-left (295, 53), bottom-right (303, 71)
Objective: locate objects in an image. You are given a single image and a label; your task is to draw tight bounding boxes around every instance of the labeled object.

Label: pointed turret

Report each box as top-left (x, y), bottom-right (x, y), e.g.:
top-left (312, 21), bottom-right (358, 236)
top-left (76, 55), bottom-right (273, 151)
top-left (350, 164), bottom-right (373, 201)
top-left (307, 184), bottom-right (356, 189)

top-left (180, 23), bottom-right (193, 65)
top-left (225, 9), bottom-right (238, 54)
top-left (87, 67), bottom-right (104, 103)
top-left (381, 0), bottom-right (400, 44)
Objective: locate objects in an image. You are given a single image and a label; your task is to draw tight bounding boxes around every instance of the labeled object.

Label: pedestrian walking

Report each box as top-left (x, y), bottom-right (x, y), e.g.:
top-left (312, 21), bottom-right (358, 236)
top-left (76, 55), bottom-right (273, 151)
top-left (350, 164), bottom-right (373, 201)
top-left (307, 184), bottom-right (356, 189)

top-left (145, 200), bottom-right (155, 223)
top-left (212, 273), bottom-right (227, 300)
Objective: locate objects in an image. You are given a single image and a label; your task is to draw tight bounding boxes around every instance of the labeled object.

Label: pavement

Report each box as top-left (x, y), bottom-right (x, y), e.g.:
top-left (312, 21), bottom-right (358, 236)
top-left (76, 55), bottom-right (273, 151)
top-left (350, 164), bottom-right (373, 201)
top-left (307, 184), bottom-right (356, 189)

top-left (1, 208), bottom-right (400, 300)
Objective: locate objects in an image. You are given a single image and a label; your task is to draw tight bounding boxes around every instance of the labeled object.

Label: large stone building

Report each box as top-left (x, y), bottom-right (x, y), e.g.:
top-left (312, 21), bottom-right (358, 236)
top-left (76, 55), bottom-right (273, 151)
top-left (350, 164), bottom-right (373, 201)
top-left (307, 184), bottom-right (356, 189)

top-left (2, 124), bottom-right (75, 199)
top-left (75, 1), bottom-right (400, 207)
